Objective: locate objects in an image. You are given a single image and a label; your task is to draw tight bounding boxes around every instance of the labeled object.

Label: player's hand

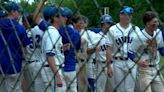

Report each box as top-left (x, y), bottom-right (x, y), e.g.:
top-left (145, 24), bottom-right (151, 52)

top-left (107, 65), bottom-right (113, 78)
top-left (63, 43), bottom-right (70, 51)
top-left (56, 75), bottom-right (63, 87)
top-left (137, 60), bottom-right (149, 67)
top-left (96, 46), bottom-right (101, 52)
top-left (81, 39), bottom-right (87, 45)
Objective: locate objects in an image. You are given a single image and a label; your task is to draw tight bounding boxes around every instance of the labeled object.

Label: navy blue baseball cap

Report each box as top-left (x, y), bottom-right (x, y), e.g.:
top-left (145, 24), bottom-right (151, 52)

top-left (43, 6), bottom-right (60, 21)
top-left (100, 14), bottom-right (113, 24)
top-left (0, 10), bottom-right (6, 17)
top-left (120, 6), bottom-right (133, 15)
top-left (60, 7), bottom-right (73, 19)
top-left (4, 2), bottom-right (22, 13)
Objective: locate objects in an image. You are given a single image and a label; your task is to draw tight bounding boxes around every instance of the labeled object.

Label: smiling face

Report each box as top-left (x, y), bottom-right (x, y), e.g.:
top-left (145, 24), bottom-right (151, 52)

top-left (146, 17), bottom-right (159, 32)
top-left (143, 11), bottom-right (159, 32)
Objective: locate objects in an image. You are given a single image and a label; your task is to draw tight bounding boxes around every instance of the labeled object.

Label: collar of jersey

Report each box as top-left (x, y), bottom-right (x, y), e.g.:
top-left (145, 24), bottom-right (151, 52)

top-left (117, 23), bottom-right (132, 32)
top-left (48, 26), bottom-right (57, 30)
top-left (142, 29), bottom-right (156, 40)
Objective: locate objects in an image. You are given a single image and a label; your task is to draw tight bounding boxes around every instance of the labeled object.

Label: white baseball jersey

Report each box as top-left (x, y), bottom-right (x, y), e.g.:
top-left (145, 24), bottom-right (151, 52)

top-left (81, 30), bottom-right (100, 62)
top-left (81, 30), bottom-right (100, 79)
top-left (129, 29), bottom-right (164, 65)
top-left (107, 23), bottom-right (140, 58)
top-left (41, 26), bottom-right (64, 65)
top-left (88, 31), bottom-right (112, 62)
top-left (26, 26), bottom-right (43, 61)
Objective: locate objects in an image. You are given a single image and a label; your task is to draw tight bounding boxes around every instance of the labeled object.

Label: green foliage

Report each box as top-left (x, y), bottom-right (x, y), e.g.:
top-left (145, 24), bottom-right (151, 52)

top-left (6, 0), bottom-right (164, 28)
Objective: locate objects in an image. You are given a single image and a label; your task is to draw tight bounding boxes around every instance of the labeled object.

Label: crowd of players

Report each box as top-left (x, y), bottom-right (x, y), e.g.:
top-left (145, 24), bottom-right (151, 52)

top-left (0, 1), bottom-right (164, 92)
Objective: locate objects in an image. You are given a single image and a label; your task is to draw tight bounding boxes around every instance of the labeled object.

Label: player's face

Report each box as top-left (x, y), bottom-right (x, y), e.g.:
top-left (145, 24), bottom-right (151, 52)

top-left (73, 20), bottom-right (85, 32)
top-left (11, 10), bottom-right (21, 19)
top-left (59, 16), bottom-right (67, 25)
top-left (102, 23), bottom-right (112, 33)
top-left (147, 18), bottom-right (159, 31)
top-left (119, 13), bottom-right (132, 24)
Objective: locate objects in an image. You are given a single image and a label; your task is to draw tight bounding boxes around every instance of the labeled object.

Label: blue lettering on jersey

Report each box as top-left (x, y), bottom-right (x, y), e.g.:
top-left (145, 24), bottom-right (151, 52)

top-left (29, 36), bottom-right (34, 49)
top-left (100, 44), bottom-right (108, 51)
top-left (35, 35), bottom-right (41, 48)
top-left (115, 36), bottom-right (133, 45)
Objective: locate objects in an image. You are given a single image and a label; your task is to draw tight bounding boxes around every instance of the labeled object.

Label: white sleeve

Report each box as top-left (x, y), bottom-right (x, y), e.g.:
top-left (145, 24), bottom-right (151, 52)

top-left (158, 30), bottom-right (164, 48)
top-left (128, 32), bottom-right (141, 53)
top-left (106, 28), bottom-right (114, 46)
top-left (45, 30), bottom-right (60, 56)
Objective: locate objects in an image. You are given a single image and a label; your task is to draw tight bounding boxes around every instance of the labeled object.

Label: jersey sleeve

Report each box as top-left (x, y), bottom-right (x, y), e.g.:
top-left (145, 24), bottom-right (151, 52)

top-left (45, 29), bottom-right (60, 56)
top-left (18, 24), bottom-right (31, 47)
top-left (158, 30), bottom-right (164, 56)
top-left (128, 32), bottom-right (142, 60)
top-left (38, 19), bottom-right (51, 31)
top-left (106, 28), bottom-right (114, 46)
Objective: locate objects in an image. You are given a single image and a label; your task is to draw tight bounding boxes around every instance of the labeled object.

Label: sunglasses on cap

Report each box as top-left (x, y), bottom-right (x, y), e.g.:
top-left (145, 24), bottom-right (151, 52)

top-left (120, 6), bottom-right (134, 15)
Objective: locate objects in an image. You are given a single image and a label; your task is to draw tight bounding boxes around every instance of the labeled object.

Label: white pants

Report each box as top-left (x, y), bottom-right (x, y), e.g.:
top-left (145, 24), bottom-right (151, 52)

top-left (0, 74), bottom-right (22, 92)
top-left (77, 60), bottom-right (88, 92)
top-left (64, 71), bottom-right (77, 92)
top-left (41, 66), bottom-right (66, 92)
top-left (138, 66), bottom-right (164, 92)
top-left (95, 61), bottom-right (108, 92)
top-left (24, 61), bottom-right (43, 92)
top-left (86, 61), bottom-right (97, 79)
top-left (112, 60), bottom-right (137, 92)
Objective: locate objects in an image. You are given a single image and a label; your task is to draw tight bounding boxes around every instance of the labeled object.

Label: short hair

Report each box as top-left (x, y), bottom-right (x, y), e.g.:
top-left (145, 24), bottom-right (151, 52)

top-left (22, 14), bottom-right (36, 28)
top-left (72, 15), bottom-right (85, 24)
top-left (143, 11), bottom-right (157, 25)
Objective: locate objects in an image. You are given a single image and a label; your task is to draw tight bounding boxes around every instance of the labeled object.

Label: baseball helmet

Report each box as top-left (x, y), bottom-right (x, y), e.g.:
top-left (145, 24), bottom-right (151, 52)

top-left (100, 14), bottom-right (113, 24)
top-left (43, 6), bottom-right (59, 21)
top-left (60, 7), bottom-right (73, 19)
top-left (4, 2), bottom-right (22, 13)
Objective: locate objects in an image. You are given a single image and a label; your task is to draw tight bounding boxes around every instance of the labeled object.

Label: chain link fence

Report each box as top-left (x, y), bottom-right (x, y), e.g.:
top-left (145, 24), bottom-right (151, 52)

top-left (0, 0), bottom-right (164, 92)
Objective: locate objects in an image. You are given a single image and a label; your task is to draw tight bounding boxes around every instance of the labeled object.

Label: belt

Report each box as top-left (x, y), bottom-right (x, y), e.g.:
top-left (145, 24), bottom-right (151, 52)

top-left (93, 59), bottom-right (106, 64)
top-left (43, 64), bottom-right (65, 68)
top-left (28, 60), bottom-right (39, 64)
top-left (79, 59), bottom-right (85, 62)
top-left (113, 57), bottom-right (128, 61)
top-left (149, 64), bottom-right (156, 67)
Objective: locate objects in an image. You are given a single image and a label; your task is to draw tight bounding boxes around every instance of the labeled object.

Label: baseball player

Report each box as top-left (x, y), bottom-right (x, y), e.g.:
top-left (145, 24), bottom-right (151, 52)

top-left (41, 6), bottom-right (66, 92)
top-left (58, 7), bottom-right (81, 92)
top-left (71, 15), bottom-right (99, 91)
top-left (106, 6), bottom-right (140, 92)
top-left (77, 15), bottom-right (89, 92)
top-left (0, 2), bottom-right (31, 92)
top-left (22, 14), bottom-right (46, 92)
top-left (128, 11), bottom-right (164, 92)
top-left (87, 14), bottom-right (113, 92)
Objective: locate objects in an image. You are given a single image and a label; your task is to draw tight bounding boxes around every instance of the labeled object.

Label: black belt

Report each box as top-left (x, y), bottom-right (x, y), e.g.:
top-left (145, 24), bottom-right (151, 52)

top-left (43, 64), bottom-right (64, 68)
top-left (113, 57), bottom-right (128, 61)
top-left (28, 60), bottom-right (39, 64)
top-left (149, 65), bottom-right (156, 67)
top-left (93, 59), bottom-right (106, 64)
top-left (43, 65), bottom-right (49, 67)
top-left (80, 59), bottom-right (85, 62)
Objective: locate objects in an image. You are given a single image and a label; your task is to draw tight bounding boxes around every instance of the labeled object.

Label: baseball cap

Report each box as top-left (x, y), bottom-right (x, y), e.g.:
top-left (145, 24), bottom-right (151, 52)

top-left (4, 2), bottom-right (22, 13)
top-left (0, 10), bottom-right (7, 17)
top-left (60, 7), bottom-right (73, 19)
top-left (43, 6), bottom-right (59, 21)
top-left (100, 14), bottom-right (113, 24)
top-left (120, 6), bottom-right (133, 15)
